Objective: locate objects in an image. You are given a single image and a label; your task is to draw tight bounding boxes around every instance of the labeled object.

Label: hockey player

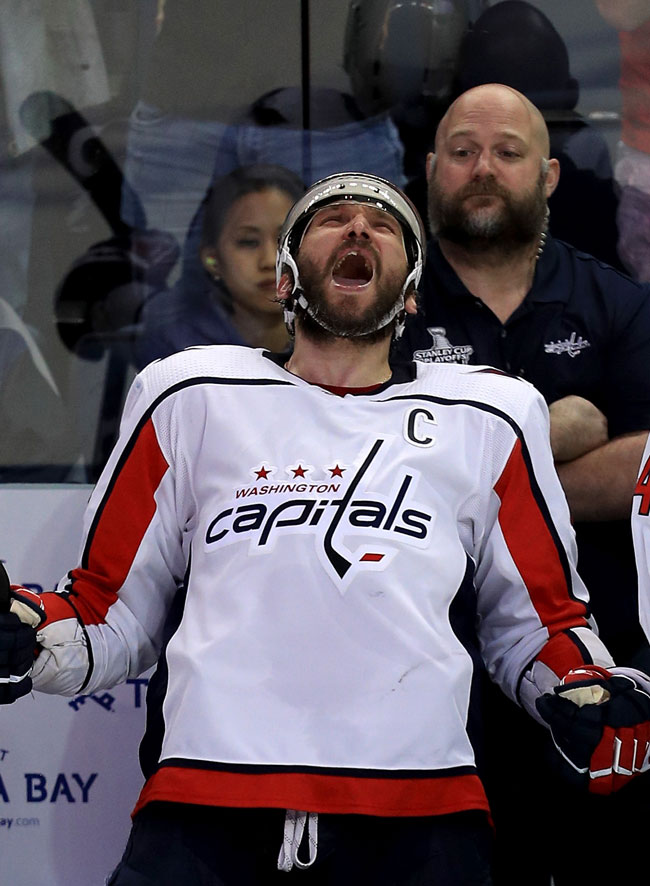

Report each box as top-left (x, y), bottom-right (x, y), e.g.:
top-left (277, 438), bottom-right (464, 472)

top-left (632, 434), bottom-right (650, 642)
top-left (2, 173), bottom-right (650, 886)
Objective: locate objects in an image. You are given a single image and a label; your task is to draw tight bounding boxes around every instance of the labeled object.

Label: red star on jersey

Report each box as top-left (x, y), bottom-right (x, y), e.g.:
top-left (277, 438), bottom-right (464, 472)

top-left (328, 464), bottom-right (345, 478)
top-left (292, 465), bottom-right (307, 478)
top-left (255, 466), bottom-right (271, 479)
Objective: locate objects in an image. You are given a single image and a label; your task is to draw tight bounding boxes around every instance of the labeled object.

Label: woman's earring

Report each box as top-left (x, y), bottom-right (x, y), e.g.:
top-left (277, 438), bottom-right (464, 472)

top-left (204, 256), bottom-right (221, 281)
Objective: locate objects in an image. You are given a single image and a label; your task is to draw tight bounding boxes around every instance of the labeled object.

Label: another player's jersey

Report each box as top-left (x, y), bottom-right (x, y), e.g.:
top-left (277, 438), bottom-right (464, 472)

top-left (33, 346), bottom-right (610, 818)
top-left (632, 434), bottom-right (650, 643)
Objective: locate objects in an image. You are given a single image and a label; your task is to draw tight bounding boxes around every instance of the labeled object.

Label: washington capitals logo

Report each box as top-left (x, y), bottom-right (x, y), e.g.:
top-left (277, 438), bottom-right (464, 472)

top-left (204, 439), bottom-right (434, 589)
top-left (544, 332), bottom-right (591, 358)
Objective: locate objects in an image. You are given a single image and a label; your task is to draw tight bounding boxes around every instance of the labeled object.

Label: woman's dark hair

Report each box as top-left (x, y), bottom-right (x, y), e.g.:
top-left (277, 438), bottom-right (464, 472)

top-left (200, 164), bottom-right (306, 248)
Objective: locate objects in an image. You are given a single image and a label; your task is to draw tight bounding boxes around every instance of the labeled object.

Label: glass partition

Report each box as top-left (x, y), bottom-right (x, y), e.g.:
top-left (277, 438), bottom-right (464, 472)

top-left (0, 0), bottom-right (636, 482)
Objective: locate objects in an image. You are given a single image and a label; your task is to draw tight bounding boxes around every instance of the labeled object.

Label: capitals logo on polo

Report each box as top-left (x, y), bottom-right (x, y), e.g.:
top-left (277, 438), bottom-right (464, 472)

top-left (203, 436), bottom-right (435, 590)
top-left (413, 327), bottom-right (473, 364)
top-left (544, 331), bottom-right (591, 358)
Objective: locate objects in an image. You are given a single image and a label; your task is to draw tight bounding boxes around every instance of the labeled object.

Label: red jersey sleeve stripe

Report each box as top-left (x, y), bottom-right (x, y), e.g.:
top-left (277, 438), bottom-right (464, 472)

top-left (68, 417), bottom-right (170, 625)
top-left (534, 630), bottom-right (597, 678)
top-left (494, 438), bottom-right (588, 632)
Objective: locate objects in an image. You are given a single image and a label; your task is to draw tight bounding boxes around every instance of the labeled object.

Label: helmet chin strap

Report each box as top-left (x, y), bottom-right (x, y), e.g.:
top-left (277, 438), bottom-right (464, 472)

top-left (278, 245), bottom-right (417, 340)
top-left (277, 245), bottom-right (301, 336)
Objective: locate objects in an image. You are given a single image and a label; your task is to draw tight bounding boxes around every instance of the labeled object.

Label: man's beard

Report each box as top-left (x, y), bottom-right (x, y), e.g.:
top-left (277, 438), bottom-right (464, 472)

top-left (295, 246), bottom-right (406, 344)
top-left (428, 169), bottom-right (548, 254)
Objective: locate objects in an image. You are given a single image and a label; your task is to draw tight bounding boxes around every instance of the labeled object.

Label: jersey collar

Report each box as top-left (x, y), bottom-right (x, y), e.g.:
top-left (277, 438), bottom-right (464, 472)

top-left (263, 350), bottom-right (417, 392)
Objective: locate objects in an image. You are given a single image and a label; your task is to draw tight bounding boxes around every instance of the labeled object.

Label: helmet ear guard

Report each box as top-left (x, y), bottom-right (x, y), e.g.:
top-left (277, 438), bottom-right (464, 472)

top-left (276, 172), bottom-right (426, 338)
top-left (276, 244), bottom-right (306, 336)
top-left (392, 264), bottom-right (420, 340)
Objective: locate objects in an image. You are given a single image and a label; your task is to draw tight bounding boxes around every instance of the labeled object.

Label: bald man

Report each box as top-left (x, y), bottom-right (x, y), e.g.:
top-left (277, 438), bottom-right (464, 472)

top-left (397, 84), bottom-right (650, 886)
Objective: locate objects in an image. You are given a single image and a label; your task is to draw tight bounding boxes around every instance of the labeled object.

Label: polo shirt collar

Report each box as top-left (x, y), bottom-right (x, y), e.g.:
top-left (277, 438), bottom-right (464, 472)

top-left (428, 235), bottom-right (568, 306)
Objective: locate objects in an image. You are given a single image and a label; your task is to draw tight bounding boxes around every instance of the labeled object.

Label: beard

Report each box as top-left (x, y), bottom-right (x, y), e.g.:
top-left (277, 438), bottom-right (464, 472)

top-left (295, 245), bottom-right (407, 344)
top-left (428, 168), bottom-right (548, 254)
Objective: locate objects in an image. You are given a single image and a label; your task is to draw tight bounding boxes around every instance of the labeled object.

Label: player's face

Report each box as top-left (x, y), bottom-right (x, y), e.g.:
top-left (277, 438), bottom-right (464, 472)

top-left (427, 89), bottom-right (554, 248)
top-left (295, 202), bottom-right (409, 339)
top-left (204, 188), bottom-right (294, 316)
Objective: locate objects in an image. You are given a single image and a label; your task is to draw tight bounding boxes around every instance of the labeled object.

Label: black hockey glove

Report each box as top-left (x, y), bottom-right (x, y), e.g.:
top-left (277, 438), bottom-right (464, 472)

top-left (0, 564), bottom-right (45, 704)
top-left (536, 666), bottom-right (650, 795)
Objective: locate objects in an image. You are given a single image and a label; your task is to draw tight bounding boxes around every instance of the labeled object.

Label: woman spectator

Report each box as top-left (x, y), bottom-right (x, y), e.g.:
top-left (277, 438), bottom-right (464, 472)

top-left (136, 164), bottom-right (305, 367)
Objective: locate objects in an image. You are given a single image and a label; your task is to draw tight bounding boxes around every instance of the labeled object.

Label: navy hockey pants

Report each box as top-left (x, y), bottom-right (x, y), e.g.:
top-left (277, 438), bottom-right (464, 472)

top-left (106, 802), bottom-right (493, 885)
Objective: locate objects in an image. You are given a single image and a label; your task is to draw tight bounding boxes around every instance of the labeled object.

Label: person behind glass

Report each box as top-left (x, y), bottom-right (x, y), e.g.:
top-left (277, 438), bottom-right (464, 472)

top-left (121, 1), bottom-right (406, 266)
top-left (396, 83), bottom-right (650, 886)
top-left (135, 164), bottom-right (305, 368)
top-left (4, 173), bottom-right (650, 885)
top-left (451, 0), bottom-right (623, 270)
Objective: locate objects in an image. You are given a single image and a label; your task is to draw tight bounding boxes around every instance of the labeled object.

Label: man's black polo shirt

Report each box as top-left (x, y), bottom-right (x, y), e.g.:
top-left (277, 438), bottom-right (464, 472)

top-left (397, 237), bottom-right (650, 663)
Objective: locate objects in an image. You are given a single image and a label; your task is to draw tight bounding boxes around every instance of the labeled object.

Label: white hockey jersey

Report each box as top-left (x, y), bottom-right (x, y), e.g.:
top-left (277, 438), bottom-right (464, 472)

top-left (632, 434), bottom-right (650, 645)
top-left (32, 346), bottom-right (614, 819)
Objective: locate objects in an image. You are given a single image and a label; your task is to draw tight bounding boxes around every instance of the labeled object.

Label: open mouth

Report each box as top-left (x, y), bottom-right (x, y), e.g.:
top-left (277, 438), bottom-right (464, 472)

top-left (332, 251), bottom-right (373, 288)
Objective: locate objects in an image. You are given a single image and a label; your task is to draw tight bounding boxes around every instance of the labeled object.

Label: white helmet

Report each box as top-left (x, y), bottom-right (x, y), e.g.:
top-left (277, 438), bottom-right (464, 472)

top-left (276, 172), bottom-right (426, 339)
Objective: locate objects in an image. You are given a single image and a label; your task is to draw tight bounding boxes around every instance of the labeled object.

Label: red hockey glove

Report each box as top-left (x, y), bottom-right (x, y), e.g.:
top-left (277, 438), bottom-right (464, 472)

top-left (0, 564), bottom-right (45, 704)
top-left (536, 667), bottom-right (650, 794)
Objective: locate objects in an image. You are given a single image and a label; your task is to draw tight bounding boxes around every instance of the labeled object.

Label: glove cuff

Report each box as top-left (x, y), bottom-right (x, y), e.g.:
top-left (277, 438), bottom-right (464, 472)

top-left (8, 586), bottom-right (46, 628)
top-left (38, 592), bottom-right (79, 629)
top-left (560, 665), bottom-right (612, 685)
top-left (558, 666), bottom-right (613, 707)
top-left (9, 588), bottom-right (78, 631)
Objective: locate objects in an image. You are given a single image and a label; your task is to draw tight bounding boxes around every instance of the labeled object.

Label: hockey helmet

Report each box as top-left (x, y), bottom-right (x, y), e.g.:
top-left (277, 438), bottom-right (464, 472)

top-left (276, 172), bottom-right (426, 338)
top-left (343, 0), bottom-right (469, 117)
